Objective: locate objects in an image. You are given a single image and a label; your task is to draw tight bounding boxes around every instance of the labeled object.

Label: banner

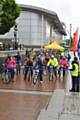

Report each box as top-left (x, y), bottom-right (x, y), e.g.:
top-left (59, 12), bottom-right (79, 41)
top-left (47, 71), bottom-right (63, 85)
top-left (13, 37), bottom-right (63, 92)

top-left (77, 36), bottom-right (80, 58)
top-left (71, 28), bottom-right (78, 51)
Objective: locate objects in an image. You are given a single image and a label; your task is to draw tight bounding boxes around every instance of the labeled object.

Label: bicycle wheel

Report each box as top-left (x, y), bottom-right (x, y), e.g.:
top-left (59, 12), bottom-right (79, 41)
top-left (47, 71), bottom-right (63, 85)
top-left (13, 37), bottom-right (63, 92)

top-left (32, 75), bottom-right (37, 84)
top-left (27, 71), bottom-right (31, 82)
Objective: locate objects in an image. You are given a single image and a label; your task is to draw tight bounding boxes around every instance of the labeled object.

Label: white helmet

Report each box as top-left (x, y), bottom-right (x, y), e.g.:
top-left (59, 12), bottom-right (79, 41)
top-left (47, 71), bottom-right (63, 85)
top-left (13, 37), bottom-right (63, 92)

top-left (51, 55), bottom-right (54, 58)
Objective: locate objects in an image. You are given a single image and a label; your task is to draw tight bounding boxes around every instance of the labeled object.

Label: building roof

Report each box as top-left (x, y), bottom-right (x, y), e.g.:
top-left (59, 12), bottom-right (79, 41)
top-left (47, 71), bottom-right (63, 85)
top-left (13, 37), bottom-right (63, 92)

top-left (18, 4), bottom-right (66, 35)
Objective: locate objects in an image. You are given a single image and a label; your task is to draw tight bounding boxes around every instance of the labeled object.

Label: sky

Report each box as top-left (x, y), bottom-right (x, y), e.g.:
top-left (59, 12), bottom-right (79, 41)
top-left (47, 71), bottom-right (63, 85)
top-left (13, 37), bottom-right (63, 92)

top-left (16, 0), bottom-right (80, 37)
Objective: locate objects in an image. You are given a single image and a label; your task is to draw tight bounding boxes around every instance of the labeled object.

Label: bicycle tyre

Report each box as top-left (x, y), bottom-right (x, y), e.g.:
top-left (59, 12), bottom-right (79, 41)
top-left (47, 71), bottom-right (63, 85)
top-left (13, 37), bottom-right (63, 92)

top-left (27, 71), bottom-right (31, 81)
top-left (33, 76), bottom-right (37, 84)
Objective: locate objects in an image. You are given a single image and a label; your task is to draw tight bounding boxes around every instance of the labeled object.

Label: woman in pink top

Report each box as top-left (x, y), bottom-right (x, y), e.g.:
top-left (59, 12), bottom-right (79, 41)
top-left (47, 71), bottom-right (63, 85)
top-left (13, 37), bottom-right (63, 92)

top-left (58, 56), bottom-right (69, 79)
top-left (7, 55), bottom-right (16, 82)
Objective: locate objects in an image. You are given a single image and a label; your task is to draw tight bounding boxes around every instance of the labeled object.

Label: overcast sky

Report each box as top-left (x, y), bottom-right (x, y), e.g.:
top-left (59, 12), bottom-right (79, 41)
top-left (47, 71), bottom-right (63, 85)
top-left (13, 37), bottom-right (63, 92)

top-left (16, 0), bottom-right (80, 36)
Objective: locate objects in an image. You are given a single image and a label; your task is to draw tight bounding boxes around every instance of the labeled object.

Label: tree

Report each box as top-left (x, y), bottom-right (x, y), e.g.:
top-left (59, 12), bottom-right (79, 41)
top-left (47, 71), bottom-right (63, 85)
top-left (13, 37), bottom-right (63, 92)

top-left (0, 0), bottom-right (21, 34)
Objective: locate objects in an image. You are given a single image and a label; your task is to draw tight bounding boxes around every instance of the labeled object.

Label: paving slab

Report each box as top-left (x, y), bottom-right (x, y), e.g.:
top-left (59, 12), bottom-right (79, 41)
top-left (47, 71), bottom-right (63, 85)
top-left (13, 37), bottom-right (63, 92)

top-left (38, 90), bottom-right (80, 120)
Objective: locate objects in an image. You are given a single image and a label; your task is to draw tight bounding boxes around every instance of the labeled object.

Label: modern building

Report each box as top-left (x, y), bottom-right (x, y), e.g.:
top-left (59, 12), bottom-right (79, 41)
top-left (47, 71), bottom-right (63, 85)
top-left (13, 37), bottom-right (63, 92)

top-left (0, 4), bottom-right (66, 48)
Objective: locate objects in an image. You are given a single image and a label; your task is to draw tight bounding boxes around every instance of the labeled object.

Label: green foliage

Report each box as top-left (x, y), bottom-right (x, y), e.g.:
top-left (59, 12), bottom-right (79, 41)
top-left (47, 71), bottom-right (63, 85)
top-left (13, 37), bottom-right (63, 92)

top-left (0, 0), bottom-right (21, 34)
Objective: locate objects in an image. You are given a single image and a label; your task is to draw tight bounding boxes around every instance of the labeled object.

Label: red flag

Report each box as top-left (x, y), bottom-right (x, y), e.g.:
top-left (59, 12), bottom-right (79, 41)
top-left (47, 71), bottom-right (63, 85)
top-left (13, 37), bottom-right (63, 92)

top-left (71, 28), bottom-right (79, 51)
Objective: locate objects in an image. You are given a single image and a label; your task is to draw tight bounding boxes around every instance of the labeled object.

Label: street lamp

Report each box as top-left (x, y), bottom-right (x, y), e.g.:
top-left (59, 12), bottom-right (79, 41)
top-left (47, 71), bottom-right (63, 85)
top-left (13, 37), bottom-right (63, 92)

top-left (70, 24), bottom-right (72, 47)
top-left (0, 4), bottom-right (2, 27)
top-left (14, 24), bottom-right (18, 50)
top-left (0, 18), bottom-right (2, 26)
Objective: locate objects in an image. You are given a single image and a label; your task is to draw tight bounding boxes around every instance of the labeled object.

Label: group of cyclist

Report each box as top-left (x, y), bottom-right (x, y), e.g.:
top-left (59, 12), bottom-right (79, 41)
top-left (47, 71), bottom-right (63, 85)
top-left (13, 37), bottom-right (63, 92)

top-left (0, 49), bottom-right (71, 84)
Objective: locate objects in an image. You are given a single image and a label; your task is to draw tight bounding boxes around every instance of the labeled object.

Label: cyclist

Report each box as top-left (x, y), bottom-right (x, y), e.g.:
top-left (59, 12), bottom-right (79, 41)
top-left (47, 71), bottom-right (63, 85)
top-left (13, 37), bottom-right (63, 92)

top-left (44, 53), bottom-right (50, 65)
top-left (24, 56), bottom-right (33, 81)
top-left (35, 55), bottom-right (43, 83)
top-left (58, 56), bottom-right (69, 79)
top-left (16, 52), bottom-right (21, 74)
top-left (47, 55), bottom-right (58, 79)
top-left (6, 55), bottom-right (16, 82)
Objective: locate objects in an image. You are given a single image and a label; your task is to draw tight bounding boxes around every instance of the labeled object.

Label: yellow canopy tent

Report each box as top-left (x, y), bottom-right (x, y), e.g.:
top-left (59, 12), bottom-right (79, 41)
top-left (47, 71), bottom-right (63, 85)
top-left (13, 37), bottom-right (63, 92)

top-left (51, 41), bottom-right (64, 50)
top-left (44, 44), bottom-right (52, 49)
top-left (44, 41), bottom-right (64, 51)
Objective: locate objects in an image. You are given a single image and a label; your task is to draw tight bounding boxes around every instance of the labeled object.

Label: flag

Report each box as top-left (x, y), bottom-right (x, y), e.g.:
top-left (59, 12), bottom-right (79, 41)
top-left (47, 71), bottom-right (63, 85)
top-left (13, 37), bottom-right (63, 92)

top-left (77, 36), bottom-right (80, 58)
top-left (71, 28), bottom-right (78, 51)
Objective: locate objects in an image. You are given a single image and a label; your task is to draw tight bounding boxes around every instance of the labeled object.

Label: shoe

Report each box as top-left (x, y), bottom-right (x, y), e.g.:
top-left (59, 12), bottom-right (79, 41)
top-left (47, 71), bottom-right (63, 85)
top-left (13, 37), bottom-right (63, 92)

top-left (11, 80), bottom-right (14, 82)
top-left (40, 80), bottom-right (43, 83)
top-left (76, 90), bottom-right (79, 92)
top-left (24, 77), bottom-right (26, 80)
top-left (69, 89), bottom-right (74, 92)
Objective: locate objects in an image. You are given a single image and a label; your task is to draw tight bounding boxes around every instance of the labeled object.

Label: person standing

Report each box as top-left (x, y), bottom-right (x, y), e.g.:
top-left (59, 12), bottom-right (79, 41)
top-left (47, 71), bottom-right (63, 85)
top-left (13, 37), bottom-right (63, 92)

top-left (70, 57), bottom-right (79, 92)
top-left (6, 55), bottom-right (16, 82)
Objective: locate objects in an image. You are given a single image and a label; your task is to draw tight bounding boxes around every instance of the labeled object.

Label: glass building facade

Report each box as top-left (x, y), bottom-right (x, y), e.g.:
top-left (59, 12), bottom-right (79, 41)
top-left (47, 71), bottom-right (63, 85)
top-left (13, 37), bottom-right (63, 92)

top-left (0, 4), bottom-right (65, 48)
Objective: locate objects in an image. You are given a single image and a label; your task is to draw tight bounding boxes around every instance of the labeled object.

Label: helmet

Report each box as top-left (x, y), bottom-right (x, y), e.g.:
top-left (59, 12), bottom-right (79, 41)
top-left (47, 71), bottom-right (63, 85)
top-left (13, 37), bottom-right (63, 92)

top-left (46, 53), bottom-right (48, 55)
top-left (51, 55), bottom-right (54, 58)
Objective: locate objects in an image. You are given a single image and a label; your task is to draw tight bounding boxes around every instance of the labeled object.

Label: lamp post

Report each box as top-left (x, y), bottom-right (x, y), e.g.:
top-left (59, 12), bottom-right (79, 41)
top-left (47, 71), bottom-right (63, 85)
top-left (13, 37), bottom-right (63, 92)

top-left (14, 24), bottom-right (18, 50)
top-left (0, 4), bottom-right (2, 27)
top-left (70, 24), bottom-right (72, 47)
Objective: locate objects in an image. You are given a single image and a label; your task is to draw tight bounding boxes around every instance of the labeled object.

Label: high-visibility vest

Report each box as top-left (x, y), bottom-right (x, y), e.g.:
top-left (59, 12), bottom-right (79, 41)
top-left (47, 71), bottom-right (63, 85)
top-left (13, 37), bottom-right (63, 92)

top-left (61, 52), bottom-right (64, 56)
top-left (47, 58), bottom-right (58, 67)
top-left (53, 58), bottom-right (58, 67)
top-left (47, 59), bottom-right (54, 66)
top-left (72, 63), bottom-right (79, 77)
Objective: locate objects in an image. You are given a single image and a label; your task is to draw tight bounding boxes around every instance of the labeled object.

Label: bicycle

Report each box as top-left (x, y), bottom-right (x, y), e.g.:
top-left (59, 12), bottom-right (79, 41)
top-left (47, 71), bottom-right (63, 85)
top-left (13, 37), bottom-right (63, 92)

top-left (32, 68), bottom-right (39, 84)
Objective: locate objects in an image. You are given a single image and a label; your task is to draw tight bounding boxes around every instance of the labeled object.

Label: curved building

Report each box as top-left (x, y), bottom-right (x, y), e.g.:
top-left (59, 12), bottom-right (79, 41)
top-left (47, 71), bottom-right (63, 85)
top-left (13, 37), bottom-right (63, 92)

top-left (0, 4), bottom-right (66, 48)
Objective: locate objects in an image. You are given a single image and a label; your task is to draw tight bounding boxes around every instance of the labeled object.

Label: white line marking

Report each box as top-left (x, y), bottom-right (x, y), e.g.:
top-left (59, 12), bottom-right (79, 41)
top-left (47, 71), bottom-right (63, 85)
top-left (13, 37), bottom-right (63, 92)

top-left (0, 89), bottom-right (52, 95)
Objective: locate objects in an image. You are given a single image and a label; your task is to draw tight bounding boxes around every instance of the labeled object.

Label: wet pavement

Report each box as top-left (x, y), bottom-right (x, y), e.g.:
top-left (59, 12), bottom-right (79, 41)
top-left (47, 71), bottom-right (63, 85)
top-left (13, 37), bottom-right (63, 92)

top-left (0, 73), bottom-right (65, 120)
top-left (0, 72), bottom-right (65, 91)
top-left (38, 90), bottom-right (80, 120)
top-left (0, 91), bottom-right (49, 120)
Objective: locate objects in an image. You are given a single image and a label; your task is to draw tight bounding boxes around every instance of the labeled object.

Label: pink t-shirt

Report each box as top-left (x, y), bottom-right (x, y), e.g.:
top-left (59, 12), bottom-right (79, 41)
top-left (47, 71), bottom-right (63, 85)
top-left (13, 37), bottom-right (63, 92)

top-left (59, 59), bottom-right (68, 67)
top-left (7, 57), bottom-right (16, 68)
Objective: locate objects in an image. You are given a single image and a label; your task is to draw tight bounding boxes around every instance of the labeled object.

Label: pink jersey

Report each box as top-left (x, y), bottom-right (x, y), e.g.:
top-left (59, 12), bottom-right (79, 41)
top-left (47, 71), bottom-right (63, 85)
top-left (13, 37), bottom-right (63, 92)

top-left (7, 57), bottom-right (16, 68)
